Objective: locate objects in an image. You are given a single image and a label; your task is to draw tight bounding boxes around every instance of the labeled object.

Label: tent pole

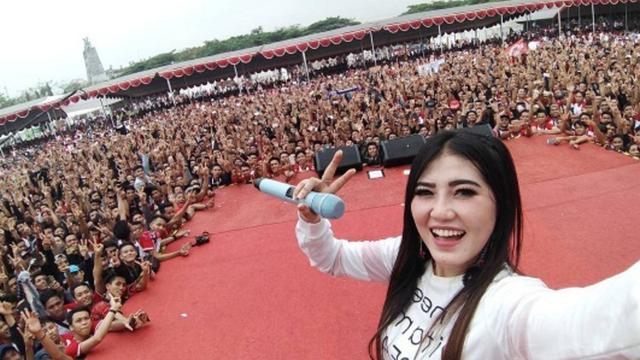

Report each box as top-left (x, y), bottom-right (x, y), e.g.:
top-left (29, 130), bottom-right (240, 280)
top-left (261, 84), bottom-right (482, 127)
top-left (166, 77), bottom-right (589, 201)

top-left (420, 29), bottom-right (426, 58)
top-left (369, 32), bottom-right (377, 66)
top-left (578, 5), bottom-right (581, 28)
top-left (98, 97), bottom-right (107, 118)
top-left (301, 51), bottom-right (310, 82)
top-left (232, 64), bottom-right (242, 94)
top-left (165, 78), bottom-right (176, 106)
top-left (591, 3), bottom-right (596, 33)
top-left (500, 15), bottom-right (504, 44)
top-left (438, 24), bottom-right (443, 54)
top-left (625, 3), bottom-right (628, 32)
top-left (45, 111), bottom-right (52, 137)
top-left (558, 7), bottom-right (562, 35)
top-left (99, 97), bottom-right (114, 127)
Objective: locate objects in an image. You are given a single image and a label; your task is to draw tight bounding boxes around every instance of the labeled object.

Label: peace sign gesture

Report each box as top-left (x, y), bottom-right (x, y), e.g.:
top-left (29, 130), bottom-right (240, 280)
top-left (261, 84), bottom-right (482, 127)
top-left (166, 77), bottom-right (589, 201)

top-left (9, 243), bottom-right (20, 258)
top-left (292, 150), bottom-right (356, 223)
top-left (136, 260), bottom-right (152, 275)
top-left (137, 188), bottom-right (147, 205)
top-left (90, 238), bottom-right (103, 256)
top-left (78, 238), bottom-right (90, 259)
top-left (7, 253), bottom-right (23, 271)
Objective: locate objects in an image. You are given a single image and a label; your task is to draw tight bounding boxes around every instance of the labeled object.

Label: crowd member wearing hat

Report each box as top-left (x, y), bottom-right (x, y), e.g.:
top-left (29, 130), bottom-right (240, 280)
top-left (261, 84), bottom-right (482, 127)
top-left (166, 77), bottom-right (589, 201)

top-left (0, 345), bottom-right (21, 360)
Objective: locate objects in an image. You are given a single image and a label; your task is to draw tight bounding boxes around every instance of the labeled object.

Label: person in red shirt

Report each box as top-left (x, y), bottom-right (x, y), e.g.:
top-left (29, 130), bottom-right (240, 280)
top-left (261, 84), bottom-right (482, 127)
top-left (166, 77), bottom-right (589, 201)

top-left (70, 283), bottom-right (148, 332)
top-left (263, 157), bottom-right (295, 183)
top-left (60, 296), bottom-right (121, 359)
top-left (138, 216), bottom-right (192, 264)
top-left (231, 163), bottom-right (257, 185)
top-left (532, 109), bottom-right (560, 134)
top-left (292, 150), bottom-right (314, 173)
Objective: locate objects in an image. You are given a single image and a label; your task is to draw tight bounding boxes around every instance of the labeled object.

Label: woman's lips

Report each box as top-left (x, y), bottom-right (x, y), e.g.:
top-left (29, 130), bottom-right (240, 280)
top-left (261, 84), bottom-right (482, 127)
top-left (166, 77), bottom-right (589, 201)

top-left (430, 229), bottom-right (465, 250)
top-left (432, 236), bottom-right (462, 249)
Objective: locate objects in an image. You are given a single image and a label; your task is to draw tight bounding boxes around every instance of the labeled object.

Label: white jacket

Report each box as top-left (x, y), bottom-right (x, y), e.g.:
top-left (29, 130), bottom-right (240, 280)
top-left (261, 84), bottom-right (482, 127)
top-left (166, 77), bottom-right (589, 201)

top-left (296, 218), bottom-right (640, 359)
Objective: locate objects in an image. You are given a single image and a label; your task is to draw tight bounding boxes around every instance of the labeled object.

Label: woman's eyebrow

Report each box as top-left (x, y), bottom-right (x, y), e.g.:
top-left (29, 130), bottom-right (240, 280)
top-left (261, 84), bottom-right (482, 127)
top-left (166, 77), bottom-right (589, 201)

top-left (416, 179), bottom-right (481, 188)
top-left (449, 179), bottom-right (481, 187)
top-left (415, 181), bottom-right (435, 188)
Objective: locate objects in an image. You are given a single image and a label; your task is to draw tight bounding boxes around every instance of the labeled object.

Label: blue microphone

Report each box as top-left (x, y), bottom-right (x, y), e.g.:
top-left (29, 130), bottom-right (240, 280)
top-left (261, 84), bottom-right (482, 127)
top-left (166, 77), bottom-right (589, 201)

top-left (254, 178), bottom-right (345, 219)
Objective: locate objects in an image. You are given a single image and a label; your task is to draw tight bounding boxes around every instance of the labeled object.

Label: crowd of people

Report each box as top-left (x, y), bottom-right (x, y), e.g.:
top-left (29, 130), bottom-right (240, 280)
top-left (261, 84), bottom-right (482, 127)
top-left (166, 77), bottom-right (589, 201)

top-left (0, 13), bottom-right (639, 358)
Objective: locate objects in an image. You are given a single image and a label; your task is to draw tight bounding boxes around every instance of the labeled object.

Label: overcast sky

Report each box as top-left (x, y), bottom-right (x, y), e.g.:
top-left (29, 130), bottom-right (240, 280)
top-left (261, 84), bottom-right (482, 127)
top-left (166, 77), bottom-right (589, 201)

top-left (0, 0), bottom-right (422, 97)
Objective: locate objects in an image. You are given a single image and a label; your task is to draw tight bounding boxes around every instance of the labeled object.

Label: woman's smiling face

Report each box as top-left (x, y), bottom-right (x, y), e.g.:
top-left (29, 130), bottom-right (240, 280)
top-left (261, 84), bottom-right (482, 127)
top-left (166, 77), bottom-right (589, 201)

top-left (411, 152), bottom-right (497, 277)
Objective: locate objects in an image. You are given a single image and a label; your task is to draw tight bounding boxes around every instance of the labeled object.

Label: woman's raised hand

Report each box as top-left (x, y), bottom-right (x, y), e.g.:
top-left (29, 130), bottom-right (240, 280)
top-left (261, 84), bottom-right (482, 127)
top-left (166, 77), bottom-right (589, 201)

top-left (292, 150), bottom-right (356, 223)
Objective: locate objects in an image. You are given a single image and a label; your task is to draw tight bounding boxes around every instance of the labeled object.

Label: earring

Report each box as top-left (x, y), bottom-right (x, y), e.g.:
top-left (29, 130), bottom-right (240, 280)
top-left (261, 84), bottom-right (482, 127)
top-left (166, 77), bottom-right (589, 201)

top-left (463, 245), bottom-right (488, 287)
top-left (463, 266), bottom-right (480, 287)
top-left (419, 241), bottom-right (426, 259)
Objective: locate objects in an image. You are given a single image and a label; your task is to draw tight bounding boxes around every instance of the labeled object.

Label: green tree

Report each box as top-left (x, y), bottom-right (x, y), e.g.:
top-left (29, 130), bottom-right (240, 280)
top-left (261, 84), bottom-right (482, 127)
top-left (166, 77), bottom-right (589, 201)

top-left (122, 51), bottom-right (178, 76)
top-left (62, 80), bottom-right (88, 93)
top-left (0, 81), bottom-right (59, 110)
top-left (119, 16), bottom-right (360, 76)
top-left (38, 82), bottom-right (54, 97)
top-left (303, 17), bottom-right (359, 35)
top-left (0, 93), bottom-right (17, 109)
top-left (403, 0), bottom-right (505, 14)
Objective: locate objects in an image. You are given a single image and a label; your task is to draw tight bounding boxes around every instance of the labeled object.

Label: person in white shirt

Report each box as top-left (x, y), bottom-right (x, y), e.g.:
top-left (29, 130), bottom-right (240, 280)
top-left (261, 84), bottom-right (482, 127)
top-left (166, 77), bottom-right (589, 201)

top-left (293, 130), bottom-right (640, 360)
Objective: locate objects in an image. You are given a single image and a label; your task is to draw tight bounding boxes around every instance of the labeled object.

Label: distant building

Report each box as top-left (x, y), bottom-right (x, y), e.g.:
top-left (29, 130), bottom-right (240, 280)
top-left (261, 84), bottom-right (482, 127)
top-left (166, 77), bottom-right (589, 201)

top-left (83, 38), bottom-right (108, 85)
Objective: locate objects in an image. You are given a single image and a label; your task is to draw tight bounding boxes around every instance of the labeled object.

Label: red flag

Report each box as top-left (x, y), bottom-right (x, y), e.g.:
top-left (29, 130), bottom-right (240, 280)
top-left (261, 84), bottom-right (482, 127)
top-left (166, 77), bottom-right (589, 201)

top-left (505, 39), bottom-right (528, 58)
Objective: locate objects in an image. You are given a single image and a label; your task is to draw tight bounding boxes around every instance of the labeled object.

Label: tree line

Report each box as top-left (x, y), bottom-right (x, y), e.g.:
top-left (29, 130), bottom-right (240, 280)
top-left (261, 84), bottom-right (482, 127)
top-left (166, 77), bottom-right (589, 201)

top-left (2, 1), bottom-right (504, 110)
top-left (119, 16), bottom-right (359, 76)
top-left (402, 0), bottom-right (504, 14)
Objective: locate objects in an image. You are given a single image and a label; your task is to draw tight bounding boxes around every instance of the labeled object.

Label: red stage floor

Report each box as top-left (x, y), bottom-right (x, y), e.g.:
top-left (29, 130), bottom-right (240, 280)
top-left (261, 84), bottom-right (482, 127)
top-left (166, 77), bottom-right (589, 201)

top-left (90, 136), bottom-right (640, 359)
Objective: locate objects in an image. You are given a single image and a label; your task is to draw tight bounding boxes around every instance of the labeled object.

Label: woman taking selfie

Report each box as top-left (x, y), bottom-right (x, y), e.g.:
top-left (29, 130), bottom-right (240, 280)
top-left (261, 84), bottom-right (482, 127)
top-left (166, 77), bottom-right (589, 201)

top-left (293, 130), bottom-right (639, 360)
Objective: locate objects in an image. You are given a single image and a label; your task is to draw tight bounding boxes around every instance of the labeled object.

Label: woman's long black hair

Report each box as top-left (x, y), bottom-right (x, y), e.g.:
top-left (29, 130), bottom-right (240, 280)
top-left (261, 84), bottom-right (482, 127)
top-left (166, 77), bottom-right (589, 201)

top-left (368, 130), bottom-right (523, 359)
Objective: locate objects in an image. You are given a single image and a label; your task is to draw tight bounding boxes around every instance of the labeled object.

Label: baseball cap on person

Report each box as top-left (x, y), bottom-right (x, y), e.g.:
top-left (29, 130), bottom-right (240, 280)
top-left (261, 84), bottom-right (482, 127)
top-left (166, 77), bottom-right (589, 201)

top-left (0, 344), bottom-right (19, 359)
top-left (448, 99), bottom-right (460, 110)
top-left (69, 265), bottom-right (80, 273)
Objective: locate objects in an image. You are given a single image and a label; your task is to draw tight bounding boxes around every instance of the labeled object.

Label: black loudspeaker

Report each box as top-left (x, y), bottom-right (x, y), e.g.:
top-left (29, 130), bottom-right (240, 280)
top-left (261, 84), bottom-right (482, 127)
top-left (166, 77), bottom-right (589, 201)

top-left (315, 145), bottom-right (363, 177)
top-left (461, 123), bottom-right (494, 137)
top-left (381, 134), bottom-right (426, 167)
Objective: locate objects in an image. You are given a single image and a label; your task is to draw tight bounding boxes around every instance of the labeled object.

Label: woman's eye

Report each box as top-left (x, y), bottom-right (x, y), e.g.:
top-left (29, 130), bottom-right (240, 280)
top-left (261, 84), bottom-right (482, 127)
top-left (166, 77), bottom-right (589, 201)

top-left (455, 188), bottom-right (477, 197)
top-left (414, 188), bottom-right (433, 196)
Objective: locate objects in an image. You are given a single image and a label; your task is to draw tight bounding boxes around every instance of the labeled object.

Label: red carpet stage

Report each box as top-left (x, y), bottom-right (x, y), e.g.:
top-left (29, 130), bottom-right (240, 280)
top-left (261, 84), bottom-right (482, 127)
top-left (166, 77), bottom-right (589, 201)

top-left (90, 136), bottom-right (640, 359)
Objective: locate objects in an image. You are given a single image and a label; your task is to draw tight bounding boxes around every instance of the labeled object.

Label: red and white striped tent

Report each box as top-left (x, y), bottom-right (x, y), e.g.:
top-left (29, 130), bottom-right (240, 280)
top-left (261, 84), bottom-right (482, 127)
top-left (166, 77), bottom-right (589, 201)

top-left (1, 0), bottom-right (637, 134)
